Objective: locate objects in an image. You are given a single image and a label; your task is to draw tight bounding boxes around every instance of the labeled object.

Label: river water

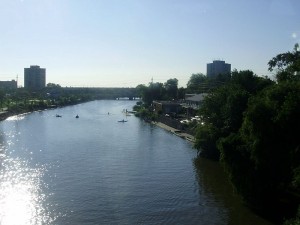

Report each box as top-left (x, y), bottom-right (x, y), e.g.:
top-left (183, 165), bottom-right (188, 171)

top-left (0, 100), bottom-right (273, 225)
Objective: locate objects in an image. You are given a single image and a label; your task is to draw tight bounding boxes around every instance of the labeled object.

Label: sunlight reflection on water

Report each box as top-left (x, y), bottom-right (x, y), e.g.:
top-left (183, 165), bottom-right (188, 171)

top-left (5, 115), bottom-right (26, 121)
top-left (0, 155), bottom-right (55, 225)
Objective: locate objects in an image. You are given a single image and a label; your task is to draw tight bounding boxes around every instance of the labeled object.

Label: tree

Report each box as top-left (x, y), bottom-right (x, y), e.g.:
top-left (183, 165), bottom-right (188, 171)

top-left (218, 82), bottom-right (300, 210)
top-left (47, 83), bottom-right (61, 88)
top-left (195, 70), bottom-right (272, 160)
top-left (268, 43), bottom-right (300, 82)
top-left (164, 78), bottom-right (178, 100)
top-left (231, 70), bottom-right (273, 94)
top-left (178, 87), bottom-right (185, 100)
top-left (151, 82), bottom-right (165, 101)
top-left (0, 89), bottom-right (4, 109)
top-left (195, 83), bottom-right (249, 160)
top-left (186, 73), bottom-right (207, 93)
top-left (136, 82), bottom-right (166, 106)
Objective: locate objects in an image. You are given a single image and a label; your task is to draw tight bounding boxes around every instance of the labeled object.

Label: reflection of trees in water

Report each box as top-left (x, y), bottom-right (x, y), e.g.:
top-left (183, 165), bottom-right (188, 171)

top-left (193, 156), bottom-right (274, 225)
top-left (0, 128), bottom-right (7, 169)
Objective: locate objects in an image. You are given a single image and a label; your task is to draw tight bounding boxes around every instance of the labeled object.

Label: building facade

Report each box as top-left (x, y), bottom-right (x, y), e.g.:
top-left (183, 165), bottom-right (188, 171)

top-left (24, 65), bottom-right (46, 89)
top-left (0, 80), bottom-right (17, 89)
top-left (152, 101), bottom-right (182, 115)
top-left (207, 60), bottom-right (231, 78)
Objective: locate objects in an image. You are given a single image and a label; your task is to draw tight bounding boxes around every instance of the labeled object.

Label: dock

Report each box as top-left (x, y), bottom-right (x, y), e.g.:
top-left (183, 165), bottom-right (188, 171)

top-left (152, 121), bottom-right (195, 143)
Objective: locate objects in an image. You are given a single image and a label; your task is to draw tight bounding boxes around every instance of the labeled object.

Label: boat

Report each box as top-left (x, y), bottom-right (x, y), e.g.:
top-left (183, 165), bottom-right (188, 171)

top-left (76, 115), bottom-right (79, 118)
top-left (118, 119), bottom-right (127, 122)
top-left (56, 114), bottom-right (62, 117)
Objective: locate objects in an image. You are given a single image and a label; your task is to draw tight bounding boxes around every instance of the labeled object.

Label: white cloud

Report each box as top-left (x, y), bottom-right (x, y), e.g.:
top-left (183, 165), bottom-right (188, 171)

top-left (292, 32), bottom-right (297, 39)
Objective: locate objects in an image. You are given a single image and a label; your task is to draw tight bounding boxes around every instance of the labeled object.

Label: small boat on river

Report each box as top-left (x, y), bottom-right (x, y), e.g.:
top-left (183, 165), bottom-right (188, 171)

top-left (56, 114), bottom-right (62, 118)
top-left (118, 119), bottom-right (127, 122)
top-left (76, 115), bottom-right (79, 118)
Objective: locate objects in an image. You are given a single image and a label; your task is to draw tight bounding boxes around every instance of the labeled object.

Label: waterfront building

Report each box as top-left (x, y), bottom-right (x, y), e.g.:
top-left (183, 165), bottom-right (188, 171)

top-left (24, 65), bottom-right (46, 89)
top-left (185, 93), bottom-right (208, 109)
top-left (0, 80), bottom-right (17, 89)
top-left (152, 101), bottom-right (182, 115)
top-left (207, 60), bottom-right (231, 78)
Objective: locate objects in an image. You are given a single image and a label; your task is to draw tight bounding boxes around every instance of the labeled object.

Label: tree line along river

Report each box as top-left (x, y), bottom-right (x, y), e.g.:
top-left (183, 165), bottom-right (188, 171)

top-left (0, 100), bottom-right (273, 225)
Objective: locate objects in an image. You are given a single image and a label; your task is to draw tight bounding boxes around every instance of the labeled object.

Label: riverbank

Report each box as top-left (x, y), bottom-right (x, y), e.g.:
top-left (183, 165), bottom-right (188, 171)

top-left (0, 104), bottom-right (56, 122)
top-left (0, 100), bottom-right (92, 122)
top-left (0, 111), bottom-right (12, 121)
top-left (151, 121), bottom-right (196, 143)
top-left (0, 108), bottom-right (52, 122)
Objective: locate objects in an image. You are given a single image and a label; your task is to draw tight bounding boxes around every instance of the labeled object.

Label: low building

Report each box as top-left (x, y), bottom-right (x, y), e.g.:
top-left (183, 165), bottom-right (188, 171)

top-left (180, 93), bottom-right (208, 118)
top-left (0, 80), bottom-right (18, 89)
top-left (153, 101), bottom-right (182, 115)
top-left (185, 93), bottom-right (208, 109)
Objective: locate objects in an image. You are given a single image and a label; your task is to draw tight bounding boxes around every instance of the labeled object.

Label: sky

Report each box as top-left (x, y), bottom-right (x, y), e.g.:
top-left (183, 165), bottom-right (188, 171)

top-left (0, 0), bottom-right (299, 88)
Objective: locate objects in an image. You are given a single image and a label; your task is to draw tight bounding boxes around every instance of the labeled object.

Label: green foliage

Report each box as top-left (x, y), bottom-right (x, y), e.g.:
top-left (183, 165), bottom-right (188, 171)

top-left (186, 73), bottom-right (230, 93)
top-left (268, 43), bottom-right (300, 82)
top-left (241, 82), bottom-right (300, 187)
top-left (134, 106), bottom-right (157, 121)
top-left (195, 123), bottom-right (220, 160)
top-left (194, 70), bottom-right (272, 160)
top-left (177, 87), bottom-right (185, 100)
top-left (186, 73), bottom-right (207, 93)
top-left (195, 84), bottom-right (249, 159)
top-left (192, 46), bottom-right (300, 222)
top-left (47, 83), bottom-right (61, 88)
top-left (217, 80), bottom-right (300, 215)
top-left (231, 70), bottom-right (273, 93)
top-left (164, 78), bottom-right (178, 100)
top-left (136, 78), bottom-right (181, 105)
top-left (284, 206), bottom-right (300, 225)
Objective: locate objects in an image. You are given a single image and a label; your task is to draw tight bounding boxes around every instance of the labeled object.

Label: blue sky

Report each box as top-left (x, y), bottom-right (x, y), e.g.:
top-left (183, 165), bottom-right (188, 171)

top-left (0, 0), bottom-right (299, 87)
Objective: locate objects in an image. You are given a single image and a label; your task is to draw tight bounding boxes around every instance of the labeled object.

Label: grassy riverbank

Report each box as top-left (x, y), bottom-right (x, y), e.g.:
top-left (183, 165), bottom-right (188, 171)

top-left (0, 99), bottom-right (93, 122)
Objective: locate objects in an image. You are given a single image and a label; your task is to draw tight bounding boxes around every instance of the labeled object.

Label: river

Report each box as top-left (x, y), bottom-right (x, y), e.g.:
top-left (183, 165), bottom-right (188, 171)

top-left (0, 100), bottom-right (273, 225)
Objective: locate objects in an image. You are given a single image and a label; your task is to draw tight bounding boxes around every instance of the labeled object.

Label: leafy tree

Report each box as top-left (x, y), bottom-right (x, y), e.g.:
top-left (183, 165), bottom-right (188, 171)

top-left (0, 89), bottom-right (4, 108)
top-left (195, 70), bottom-right (272, 160)
top-left (178, 87), bottom-right (185, 100)
top-left (151, 82), bottom-right (166, 101)
top-left (195, 83), bottom-right (249, 160)
top-left (231, 70), bottom-right (273, 93)
top-left (164, 78), bottom-right (178, 100)
top-left (136, 84), bottom-right (149, 103)
top-left (218, 81), bottom-right (300, 213)
top-left (284, 207), bottom-right (300, 225)
top-left (186, 73), bottom-right (207, 93)
top-left (47, 83), bottom-right (61, 88)
top-left (268, 43), bottom-right (300, 82)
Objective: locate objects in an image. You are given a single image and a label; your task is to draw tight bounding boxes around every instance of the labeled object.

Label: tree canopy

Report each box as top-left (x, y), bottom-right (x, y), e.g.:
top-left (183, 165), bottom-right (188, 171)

top-left (268, 43), bottom-right (300, 82)
top-left (194, 44), bottom-right (300, 221)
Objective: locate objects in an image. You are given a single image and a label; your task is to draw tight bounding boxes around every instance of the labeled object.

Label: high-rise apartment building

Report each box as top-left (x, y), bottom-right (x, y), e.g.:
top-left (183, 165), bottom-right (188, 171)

top-left (24, 65), bottom-right (46, 89)
top-left (207, 60), bottom-right (231, 78)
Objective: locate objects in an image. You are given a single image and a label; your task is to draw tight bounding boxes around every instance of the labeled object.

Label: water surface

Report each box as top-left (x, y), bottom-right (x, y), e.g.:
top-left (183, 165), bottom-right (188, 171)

top-left (0, 100), bottom-right (272, 225)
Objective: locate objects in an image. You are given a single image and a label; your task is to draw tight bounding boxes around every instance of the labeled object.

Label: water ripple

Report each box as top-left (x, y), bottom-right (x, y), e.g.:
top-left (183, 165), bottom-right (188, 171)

top-left (0, 156), bottom-right (55, 225)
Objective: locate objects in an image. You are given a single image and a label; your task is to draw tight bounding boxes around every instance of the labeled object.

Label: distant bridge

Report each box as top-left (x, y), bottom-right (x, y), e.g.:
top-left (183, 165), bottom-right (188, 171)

top-left (62, 87), bottom-right (139, 100)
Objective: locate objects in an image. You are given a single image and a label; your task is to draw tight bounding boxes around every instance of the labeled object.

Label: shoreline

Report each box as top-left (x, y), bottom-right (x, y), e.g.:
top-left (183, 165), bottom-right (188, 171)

top-left (0, 111), bottom-right (22, 122)
top-left (151, 121), bottom-right (196, 143)
top-left (0, 100), bottom-right (91, 122)
top-left (0, 109), bottom-right (51, 122)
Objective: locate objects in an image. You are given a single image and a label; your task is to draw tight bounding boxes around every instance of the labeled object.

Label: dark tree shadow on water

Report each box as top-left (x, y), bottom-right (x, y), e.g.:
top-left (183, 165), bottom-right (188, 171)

top-left (193, 156), bottom-right (275, 225)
